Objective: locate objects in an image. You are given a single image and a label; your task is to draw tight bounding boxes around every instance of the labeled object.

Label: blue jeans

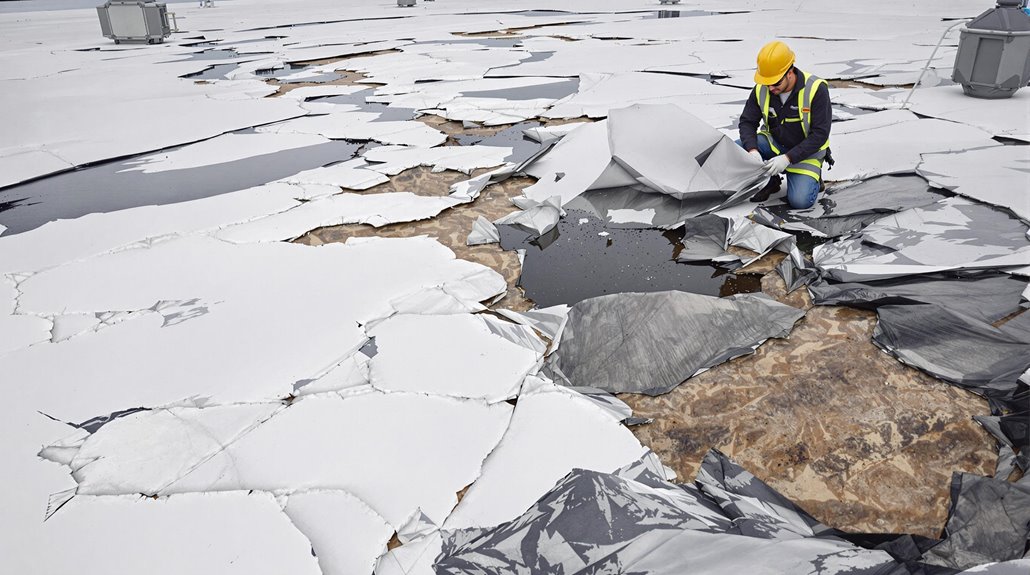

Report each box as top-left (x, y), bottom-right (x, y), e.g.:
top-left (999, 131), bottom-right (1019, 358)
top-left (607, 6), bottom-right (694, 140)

top-left (737, 135), bottom-right (820, 209)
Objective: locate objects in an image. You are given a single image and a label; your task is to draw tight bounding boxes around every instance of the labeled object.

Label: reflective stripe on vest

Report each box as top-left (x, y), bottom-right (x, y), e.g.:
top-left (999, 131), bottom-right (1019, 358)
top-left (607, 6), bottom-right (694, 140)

top-left (753, 70), bottom-right (830, 181)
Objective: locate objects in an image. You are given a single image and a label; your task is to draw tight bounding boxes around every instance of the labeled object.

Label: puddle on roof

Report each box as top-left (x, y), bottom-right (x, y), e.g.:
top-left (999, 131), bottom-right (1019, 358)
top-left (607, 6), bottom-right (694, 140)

top-left (180, 48), bottom-right (240, 61)
top-left (182, 63), bottom-right (240, 80)
top-left (460, 78), bottom-right (580, 101)
top-left (452, 121), bottom-right (545, 165)
top-left (309, 89), bottom-right (417, 122)
top-left (514, 10), bottom-right (580, 17)
top-left (0, 136), bottom-right (359, 236)
top-left (498, 208), bottom-right (761, 307)
top-left (181, 61), bottom-right (341, 83)
top-left (834, 104), bottom-right (877, 116)
top-left (417, 38), bottom-right (524, 49)
top-left (255, 63), bottom-right (343, 83)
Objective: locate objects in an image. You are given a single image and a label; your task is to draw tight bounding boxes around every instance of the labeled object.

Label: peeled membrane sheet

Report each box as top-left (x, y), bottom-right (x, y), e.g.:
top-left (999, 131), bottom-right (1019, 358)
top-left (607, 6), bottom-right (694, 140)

top-left (808, 272), bottom-right (1029, 325)
top-left (442, 385), bottom-right (648, 530)
top-left (522, 105), bottom-right (767, 215)
top-left (917, 146), bottom-right (1030, 222)
top-left (60, 392), bottom-right (512, 528)
top-left (814, 198), bottom-right (1030, 283)
top-left (28, 492), bottom-right (321, 575)
top-left (922, 474), bottom-right (1030, 571)
top-left (606, 103), bottom-right (766, 206)
top-left (549, 291), bottom-right (805, 395)
top-left (752, 175), bottom-right (948, 238)
top-left (871, 305), bottom-right (1030, 406)
top-left (434, 450), bottom-right (902, 575)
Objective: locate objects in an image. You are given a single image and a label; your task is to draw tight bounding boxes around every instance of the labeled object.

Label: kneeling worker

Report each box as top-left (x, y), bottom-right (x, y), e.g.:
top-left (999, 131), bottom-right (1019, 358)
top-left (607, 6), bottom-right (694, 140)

top-left (738, 41), bottom-right (832, 209)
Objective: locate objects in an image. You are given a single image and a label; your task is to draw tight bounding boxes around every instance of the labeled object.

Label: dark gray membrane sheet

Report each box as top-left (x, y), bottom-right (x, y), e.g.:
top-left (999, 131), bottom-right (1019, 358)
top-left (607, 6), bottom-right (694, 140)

top-left (753, 175), bottom-right (949, 238)
top-left (434, 450), bottom-right (1022, 574)
top-left (809, 272), bottom-right (1028, 324)
top-left (872, 306), bottom-right (1030, 410)
top-left (546, 290), bottom-right (804, 395)
top-left (813, 198), bottom-right (1030, 282)
top-left (922, 473), bottom-right (1030, 570)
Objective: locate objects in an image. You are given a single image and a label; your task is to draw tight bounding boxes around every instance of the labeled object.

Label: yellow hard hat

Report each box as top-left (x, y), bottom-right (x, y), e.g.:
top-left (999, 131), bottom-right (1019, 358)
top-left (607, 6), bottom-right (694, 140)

top-left (754, 41), bottom-right (795, 85)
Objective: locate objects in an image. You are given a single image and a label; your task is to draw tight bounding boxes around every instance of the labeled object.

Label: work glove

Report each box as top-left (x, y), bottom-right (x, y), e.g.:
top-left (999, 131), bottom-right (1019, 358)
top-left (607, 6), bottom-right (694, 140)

top-left (747, 149), bottom-right (762, 162)
top-left (762, 154), bottom-right (790, 176)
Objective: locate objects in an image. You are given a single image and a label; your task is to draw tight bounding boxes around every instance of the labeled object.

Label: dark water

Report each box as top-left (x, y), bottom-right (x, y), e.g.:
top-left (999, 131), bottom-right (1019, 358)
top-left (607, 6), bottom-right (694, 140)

top-left (461, 78), bottom-right (580, 101)
top-left (0, 136), bottom-right (358, 236)
top-left (499, 208), bottom-right (762, 307)
top-left (452, 121), bottom-right (545, 165)
top-left (309, 89), bottom-right (417, 122)
top-left (182, 61), bottom-right (342, 83)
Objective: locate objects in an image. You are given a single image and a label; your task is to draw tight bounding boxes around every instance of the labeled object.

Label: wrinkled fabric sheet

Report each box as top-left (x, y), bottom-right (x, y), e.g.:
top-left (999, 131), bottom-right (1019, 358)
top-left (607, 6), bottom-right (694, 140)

top-left (872, 306), bottom-right (1030, 410)
top-left (434, 450), bottom-right (972, 575)
top-left (809, 273), bottom-right (1028, 325)
top-left (548, 290), bottom-right (805, 395)
top-left (814, 198), bottom-right (1030, 282)
top-left (523, 104), bottom-right (767, 222)
top-left (922, 473), bottom-right (1030, 571)
top-left (753, 175), bottom-right (948, 238)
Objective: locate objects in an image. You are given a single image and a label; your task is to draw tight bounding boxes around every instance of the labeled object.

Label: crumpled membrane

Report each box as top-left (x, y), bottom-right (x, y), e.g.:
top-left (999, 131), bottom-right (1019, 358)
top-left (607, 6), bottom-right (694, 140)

top-left (547, 290), bottom-right (805, 395)
top-left (523, 104), bottom-right (767, 222)
top-left (922, 473), bottom-right (1030, 570)
top-left (605, 104), bottom-right (766, 206)
top-left (808, 272), bottom-right (1028, 325)
top-left (433, 449), bottom-right (1008, 575)
top-left (813, 198), bottom-right (1030, 282)
top-left (753, 175), bottom-right (947, 238)
top-left (872, 306), bottom-right (1030, 411)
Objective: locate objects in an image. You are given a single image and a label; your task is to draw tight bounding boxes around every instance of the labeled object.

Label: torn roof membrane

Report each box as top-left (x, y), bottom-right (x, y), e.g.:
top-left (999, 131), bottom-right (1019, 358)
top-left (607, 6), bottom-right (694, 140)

top-left (47, 391), bottom-right (514, 526)
top-left (434, 450), bottom-right (898, 574)
top-left (443, 382), bottom-right (648, 530)
top-left (282, 489), bottom-right (395, 575)
top-left (522, 104), bottom-right (766, 214)
top-left (3, 235), bottom-right (504, 423)
top-left (2, 1), bottom-right (1029, 572)
top-left (809, 272), bottom-right (1028, 325)
top-left (214, 191), bottom-right (466, 243)
top-left (366, 313), bottom-right (542, 402)
top-left (918, 146), bottom-right (1030, 222)
top-left (903, 85), bottom-right (1030, 143)
top-left (119, 132), bottom-right (332, 174)
top-left (752, 175), bottom-right (950, 238)
top-left (548, 290), bottom-right (804, 395)
top-left (872, 305), bottom-right (1030, 405)
top-left (543, 71), bottom-right (745, 123)
top-left (814, 198), bottom-right (1030, 282)
top-left (256, 112), bottom-right (447, 147)
top-left (828, 110), bottom-right (998, 181)
top-left (23, 492), bottom-right (321, 574)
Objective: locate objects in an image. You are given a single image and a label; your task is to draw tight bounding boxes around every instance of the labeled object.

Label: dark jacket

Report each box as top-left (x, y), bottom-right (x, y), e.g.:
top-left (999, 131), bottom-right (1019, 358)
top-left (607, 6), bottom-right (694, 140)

top-left (738, 67), bottom-right (831, 163)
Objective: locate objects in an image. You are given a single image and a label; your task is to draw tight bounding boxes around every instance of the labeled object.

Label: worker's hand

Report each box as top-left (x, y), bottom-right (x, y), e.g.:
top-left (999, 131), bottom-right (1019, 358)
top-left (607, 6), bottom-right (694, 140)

top-left (762, 154), bottom-right (790, 176)
top-left (747, 149), bottom-right (762, 162)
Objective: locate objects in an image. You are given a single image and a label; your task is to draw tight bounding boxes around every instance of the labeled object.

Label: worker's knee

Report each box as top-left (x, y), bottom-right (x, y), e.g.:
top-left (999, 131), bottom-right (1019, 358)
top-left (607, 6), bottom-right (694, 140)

top-left (786, 174), bottom-right (820, 209)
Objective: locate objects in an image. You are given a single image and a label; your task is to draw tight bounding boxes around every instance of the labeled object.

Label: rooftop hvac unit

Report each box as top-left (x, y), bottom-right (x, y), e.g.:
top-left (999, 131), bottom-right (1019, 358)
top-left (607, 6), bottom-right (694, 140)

top-left (97, 1), bottom-right (171, 44)
top-left (952, 0), bottom-right (1030, 98)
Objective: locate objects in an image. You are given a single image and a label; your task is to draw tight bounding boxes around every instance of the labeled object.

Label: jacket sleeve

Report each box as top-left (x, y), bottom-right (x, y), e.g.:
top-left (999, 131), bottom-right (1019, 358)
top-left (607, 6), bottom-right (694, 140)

top-left (737, 89), bottom-right (762, 152)
top-left (785, 82), bottom-right (831, 163)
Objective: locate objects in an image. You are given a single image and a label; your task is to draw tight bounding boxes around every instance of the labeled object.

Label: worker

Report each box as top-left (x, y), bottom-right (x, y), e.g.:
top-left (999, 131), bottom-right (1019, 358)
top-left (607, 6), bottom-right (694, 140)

top-left (738, 41), bottom-right (832, 208)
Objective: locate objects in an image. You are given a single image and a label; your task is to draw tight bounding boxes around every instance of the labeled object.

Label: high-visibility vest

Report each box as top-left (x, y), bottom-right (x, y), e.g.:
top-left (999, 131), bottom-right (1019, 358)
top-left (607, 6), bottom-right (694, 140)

top-left (754, 70), bottom-right (830, 181)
